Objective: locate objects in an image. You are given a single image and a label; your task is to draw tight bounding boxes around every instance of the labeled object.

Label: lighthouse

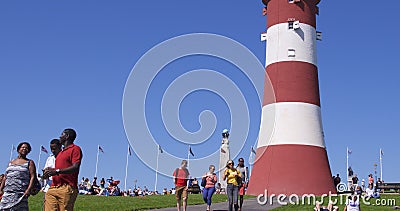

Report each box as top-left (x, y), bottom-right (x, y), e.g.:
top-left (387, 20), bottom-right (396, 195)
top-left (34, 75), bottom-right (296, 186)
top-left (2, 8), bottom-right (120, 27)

top-left (246, 0), bottom-right (336, 196)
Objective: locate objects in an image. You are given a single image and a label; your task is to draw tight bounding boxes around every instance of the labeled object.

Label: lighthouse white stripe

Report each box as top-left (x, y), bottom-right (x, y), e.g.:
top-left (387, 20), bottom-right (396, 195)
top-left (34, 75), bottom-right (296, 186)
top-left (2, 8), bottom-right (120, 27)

top-left (265, 23), bottom-right (317, 67)
top-left (257, 102), bottom-right (326, 148)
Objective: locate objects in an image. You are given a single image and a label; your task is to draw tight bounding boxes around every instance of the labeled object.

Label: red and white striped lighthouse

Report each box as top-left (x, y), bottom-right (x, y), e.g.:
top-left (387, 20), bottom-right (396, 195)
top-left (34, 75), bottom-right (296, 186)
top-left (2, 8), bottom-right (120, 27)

top-left (247, 0), bottom-right (336, 196)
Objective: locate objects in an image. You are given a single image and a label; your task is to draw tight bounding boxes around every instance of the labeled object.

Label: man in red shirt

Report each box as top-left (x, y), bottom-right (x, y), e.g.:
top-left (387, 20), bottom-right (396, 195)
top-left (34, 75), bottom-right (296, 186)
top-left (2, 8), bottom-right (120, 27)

top-left (173, 160), bottom-right (190, 211)
top-left (43, 128), bottom-right (82, 211)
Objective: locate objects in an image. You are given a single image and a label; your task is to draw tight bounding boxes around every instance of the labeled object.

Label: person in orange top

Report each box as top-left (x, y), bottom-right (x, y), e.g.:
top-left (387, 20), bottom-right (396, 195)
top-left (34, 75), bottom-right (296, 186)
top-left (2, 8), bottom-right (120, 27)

top-left (368, 174), bottom-right (374, 187)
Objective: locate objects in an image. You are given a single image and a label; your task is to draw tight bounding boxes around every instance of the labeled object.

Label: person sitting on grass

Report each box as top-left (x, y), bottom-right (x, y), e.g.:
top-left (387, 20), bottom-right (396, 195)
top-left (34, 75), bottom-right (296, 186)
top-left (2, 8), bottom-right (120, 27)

top-left (355, 186), bottom-right (362, 195)
top-left (365, 184), bottom-right (379, 199)
top-left (344, 195), bottom-right (361, 211)
top-left (215, 182), bottom-right (221, 194)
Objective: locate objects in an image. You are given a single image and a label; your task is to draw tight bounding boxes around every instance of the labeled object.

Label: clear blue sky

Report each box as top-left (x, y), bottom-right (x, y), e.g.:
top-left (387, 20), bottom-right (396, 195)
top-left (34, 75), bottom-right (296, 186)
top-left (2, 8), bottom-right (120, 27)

top-left (1, 0), bottom-right (399, 192)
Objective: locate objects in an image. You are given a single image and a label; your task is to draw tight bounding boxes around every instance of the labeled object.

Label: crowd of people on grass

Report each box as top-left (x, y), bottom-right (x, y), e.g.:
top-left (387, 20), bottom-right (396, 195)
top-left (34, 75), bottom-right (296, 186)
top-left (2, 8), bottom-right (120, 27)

top-left (76, 176), bottom-right (166, 196)
top-left (333, 170), bottom-right (384, 199)
top-left (70, 173), bottom-right (234, 198)
top-left (316, 170), bottom-right (387, 211)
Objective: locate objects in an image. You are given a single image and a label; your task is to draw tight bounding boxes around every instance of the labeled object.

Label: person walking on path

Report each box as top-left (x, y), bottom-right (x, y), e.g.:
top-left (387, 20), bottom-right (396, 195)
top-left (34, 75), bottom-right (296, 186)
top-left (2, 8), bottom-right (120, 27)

top-left (172, 160), bottom-right (190, 211)
top-left (43, 128), bottom-right (83, 211)
top-left (236, 158), bottom-right (248, 211)
top-left (202, 165), bottom-right (217, 211)
top-left (223, 160), bottom-right (241, 211)
top-left (0, 142), bottom-right (38, 210)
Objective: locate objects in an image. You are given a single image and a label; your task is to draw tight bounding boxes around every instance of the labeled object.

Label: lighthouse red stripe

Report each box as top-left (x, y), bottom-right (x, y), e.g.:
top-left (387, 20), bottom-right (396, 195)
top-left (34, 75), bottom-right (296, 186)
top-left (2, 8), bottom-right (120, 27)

top-left (265, 0), bottom-right (318, 28)
top-left (263, 61), bottom-right (320, 106)
top-left (247, 144), bottom-right (336, 196)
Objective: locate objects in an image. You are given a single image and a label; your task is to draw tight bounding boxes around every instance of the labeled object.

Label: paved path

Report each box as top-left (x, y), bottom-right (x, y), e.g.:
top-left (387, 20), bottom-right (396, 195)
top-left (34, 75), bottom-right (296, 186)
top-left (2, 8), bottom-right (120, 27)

top-left (155, 198), bottom-right (282, 211)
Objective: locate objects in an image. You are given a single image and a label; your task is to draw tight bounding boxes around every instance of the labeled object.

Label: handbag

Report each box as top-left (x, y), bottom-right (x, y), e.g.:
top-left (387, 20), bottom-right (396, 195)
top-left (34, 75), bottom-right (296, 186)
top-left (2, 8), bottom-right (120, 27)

top-left (28, 160), bottom-right (41, 195)
top-left (30, 177), bottom-right (41, 195)
top-left (235, 169), bottom-right (243, 187)
top-left (237, 175), bottom-right (243, 187)
top-left (201, 176), bottom-right (207, 187)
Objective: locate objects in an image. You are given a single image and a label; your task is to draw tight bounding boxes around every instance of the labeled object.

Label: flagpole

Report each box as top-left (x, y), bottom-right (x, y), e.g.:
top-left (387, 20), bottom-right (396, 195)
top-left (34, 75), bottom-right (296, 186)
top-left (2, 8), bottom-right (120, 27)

top-left (95, 145), bottom-right (100, 178)
top-left (249, 146), bottom-right (256, 178)
top-left (37, 148), bottom-right (42, 175)
top-left (9, 144), bottom-right (14, 161)
top-left (380, 148), bottom-right (383, 181)
top-left (346, 147), bottom-right (349, 190)
top-left (248, 149), bottom-right (252, 177)
top-left (124, 145), bottom-right (129, 191)
top-left (155, 146), bottom-right (160, 192)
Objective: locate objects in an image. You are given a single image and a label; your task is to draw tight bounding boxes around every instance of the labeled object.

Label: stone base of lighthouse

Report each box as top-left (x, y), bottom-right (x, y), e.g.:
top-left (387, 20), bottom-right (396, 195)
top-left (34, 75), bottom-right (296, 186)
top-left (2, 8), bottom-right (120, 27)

top-left (246, 144), bottom-right (336, 196)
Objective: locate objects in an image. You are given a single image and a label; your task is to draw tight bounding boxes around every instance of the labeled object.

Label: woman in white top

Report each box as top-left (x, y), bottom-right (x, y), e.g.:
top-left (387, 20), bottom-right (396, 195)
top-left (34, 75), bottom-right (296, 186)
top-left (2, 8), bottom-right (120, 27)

top-left (344, 195), bottom-right (361, 211)
top-left (364, 183), bottom-right (380, 199)
top-left (43, 139), bottom-right (62, 192)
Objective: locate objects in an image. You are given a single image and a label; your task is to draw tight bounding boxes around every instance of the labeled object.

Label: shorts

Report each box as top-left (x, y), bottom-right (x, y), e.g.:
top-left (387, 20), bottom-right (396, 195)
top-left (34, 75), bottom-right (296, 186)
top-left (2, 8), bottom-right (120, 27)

top-left (175, 186), bottom-right (188, 200)
top-left (45, 184), bottom-right (78, 211)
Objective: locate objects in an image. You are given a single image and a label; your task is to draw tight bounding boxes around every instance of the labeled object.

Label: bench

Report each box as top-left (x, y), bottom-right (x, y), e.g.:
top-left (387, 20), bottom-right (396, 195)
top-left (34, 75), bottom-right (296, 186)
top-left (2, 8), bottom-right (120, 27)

top-left (376, 183), bottom-right (400, 192)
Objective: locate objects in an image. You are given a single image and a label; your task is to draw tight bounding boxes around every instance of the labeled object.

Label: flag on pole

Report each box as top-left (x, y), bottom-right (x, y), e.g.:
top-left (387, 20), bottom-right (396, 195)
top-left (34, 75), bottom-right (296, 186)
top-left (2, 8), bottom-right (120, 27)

top-left (98, 145), bottom-right (104, 153)
top-left (251, 146), bottom-right (257, 154)
top-left (347, 148), bottom-right (352, 155)
top-left (128, 145), bottom-right (132, 156)
top-left (189, 146), bottom-right (194, 156)
top-left (158, 145), bottom-right (163, 153)
top-left (380, 149), bottom-right (384, 156)
top-left (41, 145), bottom-right (49, 154)
top-left (10, 144), bottom-right (16, 161)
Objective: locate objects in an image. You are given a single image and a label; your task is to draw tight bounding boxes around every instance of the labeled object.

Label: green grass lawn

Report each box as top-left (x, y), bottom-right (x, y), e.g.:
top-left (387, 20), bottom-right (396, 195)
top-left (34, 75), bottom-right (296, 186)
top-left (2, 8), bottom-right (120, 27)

top-left (271, 194), bottom-right (400, 211)
top-left (28, 192), bottom-right (234, 211)
top-left (29, 192), bottom-right (400, 210)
